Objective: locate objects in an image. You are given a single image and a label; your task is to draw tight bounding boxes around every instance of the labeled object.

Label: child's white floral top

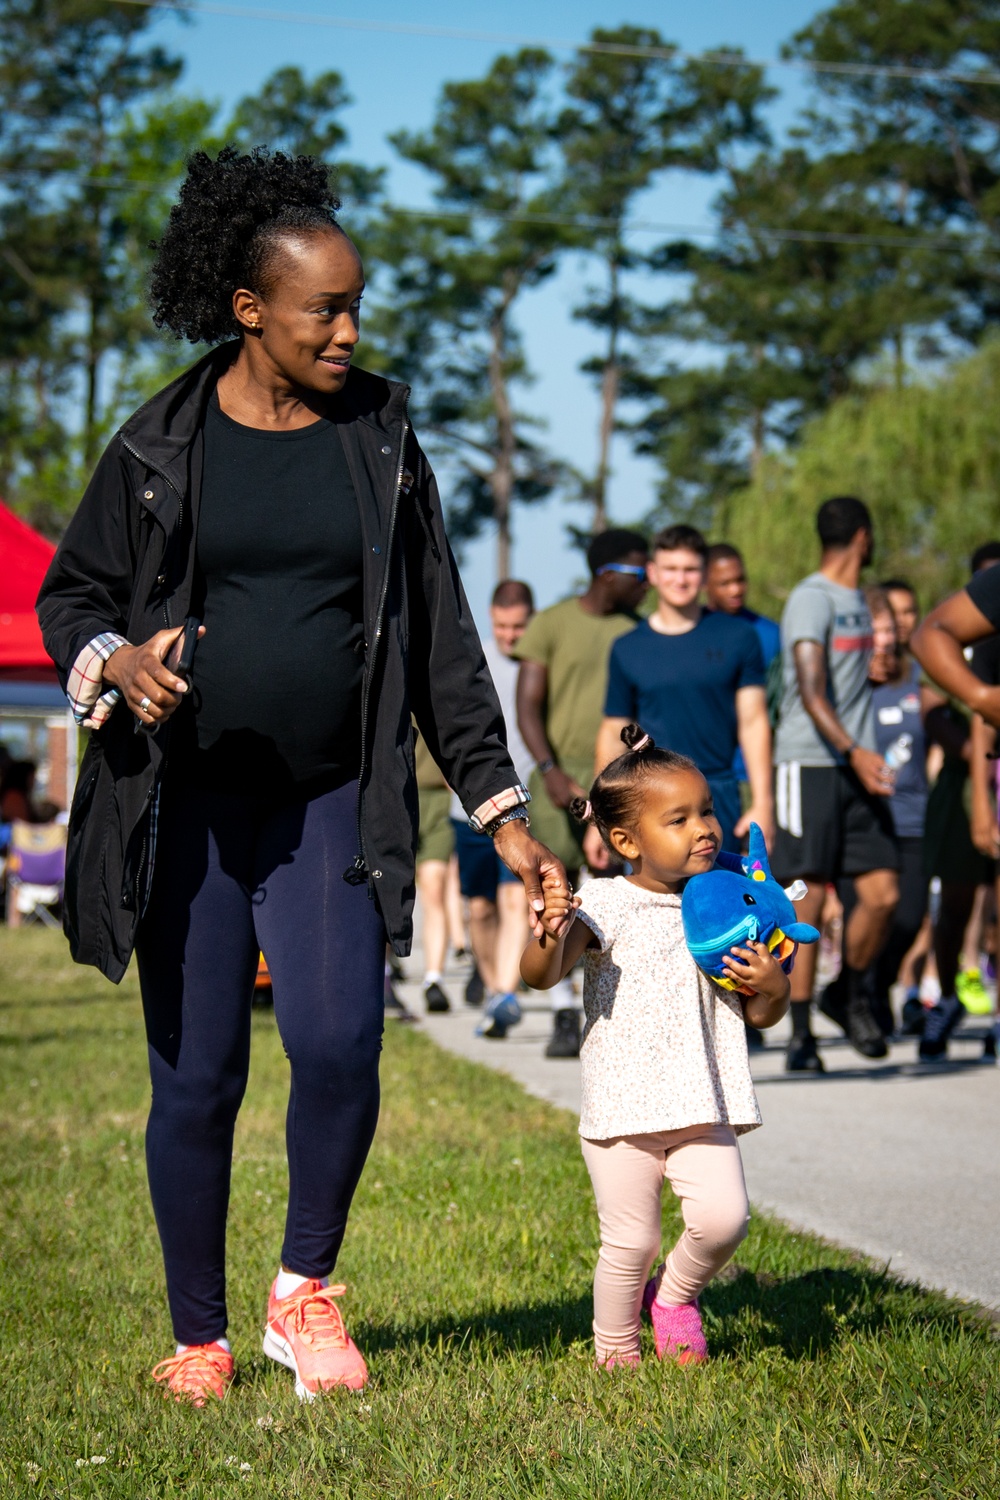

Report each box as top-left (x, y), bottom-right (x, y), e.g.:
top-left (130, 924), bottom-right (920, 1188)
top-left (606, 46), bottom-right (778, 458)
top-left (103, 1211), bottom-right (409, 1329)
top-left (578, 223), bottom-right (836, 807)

top-left (574, 875), bottom-right (762, 1140)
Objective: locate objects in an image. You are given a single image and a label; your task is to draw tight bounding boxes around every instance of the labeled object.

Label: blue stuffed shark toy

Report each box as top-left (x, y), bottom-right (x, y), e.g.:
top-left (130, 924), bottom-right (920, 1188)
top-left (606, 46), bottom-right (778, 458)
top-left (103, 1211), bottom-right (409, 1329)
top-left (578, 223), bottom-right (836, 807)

top-left (681, 824), bottom-right (820, 994)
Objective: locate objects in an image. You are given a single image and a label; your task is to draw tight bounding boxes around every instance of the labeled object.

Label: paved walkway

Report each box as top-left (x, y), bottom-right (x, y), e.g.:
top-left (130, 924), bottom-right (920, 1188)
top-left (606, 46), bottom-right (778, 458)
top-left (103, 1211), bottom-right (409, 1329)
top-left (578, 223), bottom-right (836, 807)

top-left (396, 954), bottom-right (1000, 1311)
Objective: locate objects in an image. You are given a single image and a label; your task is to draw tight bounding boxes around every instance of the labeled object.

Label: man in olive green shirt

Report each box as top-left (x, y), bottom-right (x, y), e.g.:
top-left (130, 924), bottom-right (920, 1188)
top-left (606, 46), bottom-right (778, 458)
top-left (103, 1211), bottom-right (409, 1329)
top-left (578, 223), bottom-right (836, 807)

top-left (513, 528), bottom-right (649, 1056)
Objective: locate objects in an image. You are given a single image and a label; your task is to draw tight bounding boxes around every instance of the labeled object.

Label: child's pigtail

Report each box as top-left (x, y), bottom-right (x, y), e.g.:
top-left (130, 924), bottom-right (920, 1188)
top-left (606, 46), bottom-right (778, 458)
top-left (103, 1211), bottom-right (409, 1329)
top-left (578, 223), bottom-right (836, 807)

top-left (620, 723), bottom-right (655, 754)
top-left (569, 796), bottom-right (593, 824)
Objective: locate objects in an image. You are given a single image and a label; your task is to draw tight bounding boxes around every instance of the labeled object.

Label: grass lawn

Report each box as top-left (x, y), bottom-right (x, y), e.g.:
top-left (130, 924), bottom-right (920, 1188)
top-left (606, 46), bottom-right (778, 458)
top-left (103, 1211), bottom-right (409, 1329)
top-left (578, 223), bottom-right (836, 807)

top-left (1, 928), bottom-right (997, 1498)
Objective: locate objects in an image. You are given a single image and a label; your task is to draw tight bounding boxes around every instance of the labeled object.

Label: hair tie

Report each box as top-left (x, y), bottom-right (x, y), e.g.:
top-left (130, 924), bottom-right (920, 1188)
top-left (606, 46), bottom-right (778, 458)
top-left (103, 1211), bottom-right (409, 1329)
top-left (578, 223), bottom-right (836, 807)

top-left (631, 732), bottom-right (652, 753)
top-left (582, 799), bottom-right (593, 821)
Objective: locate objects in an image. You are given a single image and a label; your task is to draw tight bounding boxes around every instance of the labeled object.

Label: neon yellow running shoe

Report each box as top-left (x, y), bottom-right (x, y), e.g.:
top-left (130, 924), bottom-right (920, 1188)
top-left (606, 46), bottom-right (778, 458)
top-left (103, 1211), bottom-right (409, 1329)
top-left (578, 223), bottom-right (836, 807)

top-left (955, 967), bottom-right (994, 1016)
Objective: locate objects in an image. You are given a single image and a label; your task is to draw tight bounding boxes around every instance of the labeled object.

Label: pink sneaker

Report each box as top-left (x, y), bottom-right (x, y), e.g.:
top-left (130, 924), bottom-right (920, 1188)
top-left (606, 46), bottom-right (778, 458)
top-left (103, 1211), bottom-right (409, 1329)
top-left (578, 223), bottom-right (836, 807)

top-left (263, 1279), bottom-right (368, 1399)
top-left (642, 1280), bottom-right (708, 1365)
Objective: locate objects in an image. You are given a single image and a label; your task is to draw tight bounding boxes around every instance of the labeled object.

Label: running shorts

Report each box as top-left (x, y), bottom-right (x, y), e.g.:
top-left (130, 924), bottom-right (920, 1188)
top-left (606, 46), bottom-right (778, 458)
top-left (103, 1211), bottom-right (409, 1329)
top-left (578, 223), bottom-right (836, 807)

top-left (771, 762), bottom-right (899, 883)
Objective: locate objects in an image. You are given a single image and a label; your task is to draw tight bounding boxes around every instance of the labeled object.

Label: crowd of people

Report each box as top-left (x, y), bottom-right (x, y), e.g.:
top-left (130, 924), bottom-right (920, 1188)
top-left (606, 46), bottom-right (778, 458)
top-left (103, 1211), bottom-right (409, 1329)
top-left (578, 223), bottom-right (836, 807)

top-left (423, 493), bottom-right (1000, 1074)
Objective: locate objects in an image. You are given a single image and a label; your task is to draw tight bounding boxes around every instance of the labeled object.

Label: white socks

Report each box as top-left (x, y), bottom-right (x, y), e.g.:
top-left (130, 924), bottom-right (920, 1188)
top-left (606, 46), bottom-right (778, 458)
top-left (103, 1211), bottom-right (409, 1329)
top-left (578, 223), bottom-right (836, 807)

top-left (176, 1336), bottom-right (231, 1355)
top-left (423, 971), bottom-right (442, 988)
top-left (173, 1268), bottom-right (330, 1355)
top-left (275, 1267), bottom-right (327, 1300)
top-left (551, 977), bottom-right (577, 1012)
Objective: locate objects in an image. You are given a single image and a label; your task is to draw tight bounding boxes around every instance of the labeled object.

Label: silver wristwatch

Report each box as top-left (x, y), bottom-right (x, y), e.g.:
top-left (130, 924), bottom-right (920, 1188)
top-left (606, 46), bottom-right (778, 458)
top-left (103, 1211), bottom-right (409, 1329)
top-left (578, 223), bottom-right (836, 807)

top-left (484, 807), bottom-right (531, 839)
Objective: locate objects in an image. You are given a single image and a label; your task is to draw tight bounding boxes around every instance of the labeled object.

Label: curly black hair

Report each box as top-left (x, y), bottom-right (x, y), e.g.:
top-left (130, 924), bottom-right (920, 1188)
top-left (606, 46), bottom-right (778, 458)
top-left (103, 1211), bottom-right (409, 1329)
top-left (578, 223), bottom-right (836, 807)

top-left (149, 146), bottom-right (344, 344)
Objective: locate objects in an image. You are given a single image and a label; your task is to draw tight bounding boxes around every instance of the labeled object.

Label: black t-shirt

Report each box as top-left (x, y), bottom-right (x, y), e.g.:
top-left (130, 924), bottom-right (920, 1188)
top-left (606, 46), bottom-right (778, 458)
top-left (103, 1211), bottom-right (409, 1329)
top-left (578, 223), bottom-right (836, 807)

top-left (967, 563), bottom-right (1000, 632)
top-left (176, 395), bottom-right (365, 796)
top-left (966, 566), bottom-right (1000, 688)
top-left (971, 633), bottom-right (1000, 688)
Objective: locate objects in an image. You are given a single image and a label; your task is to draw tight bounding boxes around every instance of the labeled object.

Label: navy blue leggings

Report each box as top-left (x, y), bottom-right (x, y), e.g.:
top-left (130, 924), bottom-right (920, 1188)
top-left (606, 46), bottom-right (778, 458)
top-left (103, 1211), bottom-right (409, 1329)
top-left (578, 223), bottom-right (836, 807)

top-left (135, 776), bottom-right (386, 1345)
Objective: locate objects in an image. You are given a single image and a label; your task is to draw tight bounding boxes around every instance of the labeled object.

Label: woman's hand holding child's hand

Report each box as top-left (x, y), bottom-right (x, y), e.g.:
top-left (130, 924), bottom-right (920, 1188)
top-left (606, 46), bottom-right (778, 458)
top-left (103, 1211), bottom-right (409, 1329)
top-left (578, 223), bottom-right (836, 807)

top-left (520, 885), bottom-right (589, 989)
top-left (721, 939), bottom-right (791, 1030)
top-left (540, 871), bottom-right (580, 942)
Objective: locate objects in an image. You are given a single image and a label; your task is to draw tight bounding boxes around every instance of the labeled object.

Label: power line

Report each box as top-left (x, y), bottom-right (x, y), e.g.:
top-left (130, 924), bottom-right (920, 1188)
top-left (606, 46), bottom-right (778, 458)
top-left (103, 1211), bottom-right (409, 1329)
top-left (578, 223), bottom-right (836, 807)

top-left (115, 0), bottom-right (1000, 88)
top-left (1, 171), bottom-right (983, 251)
top-left (387, 205), bottom-right (975, 252)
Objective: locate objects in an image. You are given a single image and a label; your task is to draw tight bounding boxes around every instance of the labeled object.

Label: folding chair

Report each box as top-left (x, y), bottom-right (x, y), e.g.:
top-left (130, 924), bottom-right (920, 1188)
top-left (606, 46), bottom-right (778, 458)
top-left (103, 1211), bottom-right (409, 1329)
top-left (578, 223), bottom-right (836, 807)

top-left (5, 820), bottom-right (66, 928)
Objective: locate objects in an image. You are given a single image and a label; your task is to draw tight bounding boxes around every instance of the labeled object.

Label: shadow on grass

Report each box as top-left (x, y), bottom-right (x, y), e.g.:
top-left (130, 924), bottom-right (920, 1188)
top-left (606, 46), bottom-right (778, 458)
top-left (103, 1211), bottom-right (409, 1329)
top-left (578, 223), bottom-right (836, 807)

top-left (358, 1293), bottom-right (595, 1361)
top-left (0, 992), bottom-right (132, 1012)
top-left (355, 1265), bottom-right (968, 1366)
top-left (702, 1264), bottom-right (965, 1360)
top-left (0, 1025), bottom-right (126, 1047)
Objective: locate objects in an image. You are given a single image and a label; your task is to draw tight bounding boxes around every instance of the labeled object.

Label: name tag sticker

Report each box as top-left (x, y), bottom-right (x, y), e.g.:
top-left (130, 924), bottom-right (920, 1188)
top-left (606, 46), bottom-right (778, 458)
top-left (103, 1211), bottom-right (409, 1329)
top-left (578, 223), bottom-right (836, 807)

top-left (878, 706), bottom-right (904, 725)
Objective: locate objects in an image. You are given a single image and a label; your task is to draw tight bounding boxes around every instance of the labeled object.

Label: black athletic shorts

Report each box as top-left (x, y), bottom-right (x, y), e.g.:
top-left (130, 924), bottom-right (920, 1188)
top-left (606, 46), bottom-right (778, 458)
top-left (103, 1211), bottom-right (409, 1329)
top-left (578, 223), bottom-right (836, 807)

top-left (772, 762), bottom-right (899, 883)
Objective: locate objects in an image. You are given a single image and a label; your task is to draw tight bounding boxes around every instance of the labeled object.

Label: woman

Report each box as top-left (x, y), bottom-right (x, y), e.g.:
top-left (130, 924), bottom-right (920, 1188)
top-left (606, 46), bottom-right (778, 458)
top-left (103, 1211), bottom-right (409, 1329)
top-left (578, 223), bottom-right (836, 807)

top-left (37, 148), bottom-right (570, 1405)
top-left (865, 588), bottom-right (931, 1030)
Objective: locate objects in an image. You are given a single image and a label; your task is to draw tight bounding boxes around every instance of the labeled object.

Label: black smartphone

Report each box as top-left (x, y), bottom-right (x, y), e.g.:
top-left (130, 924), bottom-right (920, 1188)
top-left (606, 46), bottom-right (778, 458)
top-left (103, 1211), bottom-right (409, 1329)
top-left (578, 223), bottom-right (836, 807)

top-left (166, 615), bottom-right (202, 687)
top-left (135, 616), bottom-right (202, 734)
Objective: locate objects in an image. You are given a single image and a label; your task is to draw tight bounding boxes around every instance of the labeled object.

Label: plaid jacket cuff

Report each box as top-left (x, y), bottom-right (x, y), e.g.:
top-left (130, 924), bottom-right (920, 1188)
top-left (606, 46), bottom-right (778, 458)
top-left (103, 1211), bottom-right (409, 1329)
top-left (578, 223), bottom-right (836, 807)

top-left (468, 783), bottom-right (531, 833)
top-left (66, 633), bottom-right (128, 728)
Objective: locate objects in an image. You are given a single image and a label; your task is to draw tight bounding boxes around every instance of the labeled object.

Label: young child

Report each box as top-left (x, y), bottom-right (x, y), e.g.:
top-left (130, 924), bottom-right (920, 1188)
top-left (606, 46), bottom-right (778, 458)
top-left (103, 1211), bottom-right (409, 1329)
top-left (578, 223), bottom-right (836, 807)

top-left (520, 725), bottom-right (790, 1368)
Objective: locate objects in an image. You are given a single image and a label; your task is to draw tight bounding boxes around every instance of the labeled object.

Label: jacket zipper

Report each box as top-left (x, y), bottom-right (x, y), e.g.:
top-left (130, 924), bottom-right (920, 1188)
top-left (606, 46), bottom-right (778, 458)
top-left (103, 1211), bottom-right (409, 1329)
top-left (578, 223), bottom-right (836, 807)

top-left (346, 402), bottom-right (411, 888)
top-left (119, 435), bottom-right (184, 628)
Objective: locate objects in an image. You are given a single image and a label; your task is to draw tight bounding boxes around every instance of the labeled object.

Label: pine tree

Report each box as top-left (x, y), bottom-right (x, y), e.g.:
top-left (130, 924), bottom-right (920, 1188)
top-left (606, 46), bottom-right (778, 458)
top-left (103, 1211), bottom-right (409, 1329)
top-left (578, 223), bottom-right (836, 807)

top-left (557, 30), bottom-right (773, 532)
top-left (633, 0), bottom-right (1000, 533)
top-left (368, 50), bottom-right (571, 578)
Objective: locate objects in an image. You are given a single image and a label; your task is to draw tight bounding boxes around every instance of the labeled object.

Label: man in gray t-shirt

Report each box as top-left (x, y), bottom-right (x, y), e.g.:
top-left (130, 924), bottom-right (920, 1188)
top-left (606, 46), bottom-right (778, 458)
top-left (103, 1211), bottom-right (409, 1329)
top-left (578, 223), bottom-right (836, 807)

top-left (771, 497), bottom-right (899, 1075)
top-left (775, 574), bottom-right (877, 764)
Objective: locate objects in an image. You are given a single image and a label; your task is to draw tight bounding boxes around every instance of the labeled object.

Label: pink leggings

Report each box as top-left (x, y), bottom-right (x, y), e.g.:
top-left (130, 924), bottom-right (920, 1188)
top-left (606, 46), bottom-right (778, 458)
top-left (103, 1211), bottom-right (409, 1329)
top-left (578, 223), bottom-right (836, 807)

top-left (581, 1124), bottom-right (750, 1362)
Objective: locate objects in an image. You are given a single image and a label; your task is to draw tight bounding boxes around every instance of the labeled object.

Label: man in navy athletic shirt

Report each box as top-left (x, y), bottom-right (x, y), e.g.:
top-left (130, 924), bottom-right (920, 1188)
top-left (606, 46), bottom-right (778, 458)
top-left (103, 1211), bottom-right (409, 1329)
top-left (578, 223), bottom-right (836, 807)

top-left (595, 525), bottom-right (774, 853)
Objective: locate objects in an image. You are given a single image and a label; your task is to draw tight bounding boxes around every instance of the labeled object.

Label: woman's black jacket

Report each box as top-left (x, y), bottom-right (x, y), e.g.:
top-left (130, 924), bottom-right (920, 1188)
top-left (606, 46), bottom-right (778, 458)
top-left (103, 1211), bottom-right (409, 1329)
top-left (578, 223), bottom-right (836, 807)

top-left (37, 346), bottom-right (521, 982)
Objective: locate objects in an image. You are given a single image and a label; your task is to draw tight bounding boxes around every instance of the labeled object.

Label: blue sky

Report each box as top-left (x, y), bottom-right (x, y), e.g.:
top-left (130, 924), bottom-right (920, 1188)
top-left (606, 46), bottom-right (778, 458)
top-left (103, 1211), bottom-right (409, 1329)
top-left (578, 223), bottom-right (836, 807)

top-left (150, 0), bottom-right (823, 630)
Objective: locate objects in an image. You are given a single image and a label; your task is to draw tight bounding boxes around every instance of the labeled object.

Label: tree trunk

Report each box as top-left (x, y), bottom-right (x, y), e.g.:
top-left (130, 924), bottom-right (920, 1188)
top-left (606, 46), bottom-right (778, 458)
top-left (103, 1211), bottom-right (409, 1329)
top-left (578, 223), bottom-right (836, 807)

top-left (80, 74), bottom-right (112, 470)
top-left (84, 316), bottom-right (100, 469)
top-left (594, 360), bottom-right (618, 535)
top-left (750, 406), bottom-right (765, 474)
top-left (82, 187), bottom-right (105, 470)
top-left (893, 327), bottom-right (905, 390)
top-left (494, 488), bottom-right (512, 581)
top-left (750, 344), bottom-right (765, 474)
top-left (592, 257), bottom-right (621, 534)
top-left (0, 367), bottom-right (13, 494)
top-left (488, 290), bottom-right (517, 582)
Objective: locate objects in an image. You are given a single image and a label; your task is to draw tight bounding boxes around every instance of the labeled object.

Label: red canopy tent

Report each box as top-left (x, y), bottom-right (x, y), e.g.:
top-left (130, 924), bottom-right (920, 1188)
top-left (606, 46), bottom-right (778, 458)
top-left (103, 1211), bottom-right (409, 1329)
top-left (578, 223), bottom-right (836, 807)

top-left (0, 501), bottom-right (73, 813)
top-left (0, 501), bottom-right (57, 681)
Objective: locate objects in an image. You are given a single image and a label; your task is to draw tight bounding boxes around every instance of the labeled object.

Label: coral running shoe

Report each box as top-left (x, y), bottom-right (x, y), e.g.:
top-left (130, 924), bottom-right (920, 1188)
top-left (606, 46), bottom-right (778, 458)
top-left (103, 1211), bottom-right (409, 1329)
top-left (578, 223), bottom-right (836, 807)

top-left (263, 1280), bottom-right (368, 1399)
top-left (151, 1342), bottom-right (233, 1406)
